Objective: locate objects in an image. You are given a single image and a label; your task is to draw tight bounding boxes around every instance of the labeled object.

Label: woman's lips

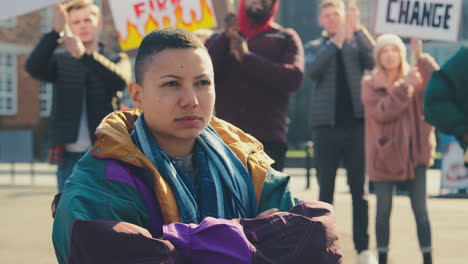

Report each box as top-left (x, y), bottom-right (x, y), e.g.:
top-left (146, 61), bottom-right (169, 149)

top-left (175, 116), bottom-right (202, 127)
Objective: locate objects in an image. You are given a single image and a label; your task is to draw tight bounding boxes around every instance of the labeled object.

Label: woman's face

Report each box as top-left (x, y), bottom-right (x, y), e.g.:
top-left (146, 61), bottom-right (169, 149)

top-left (378, 44), bottom-right (402, 72)
top-left (130, 48), bottom-right (215, 146)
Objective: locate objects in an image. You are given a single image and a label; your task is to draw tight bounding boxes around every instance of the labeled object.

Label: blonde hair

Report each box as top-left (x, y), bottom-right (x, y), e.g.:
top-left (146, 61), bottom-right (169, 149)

top-left (373, 34), bottom-right (409, 79)
top-left (320, 0), bottom-right (345, 12)
top-left (64, 0), bottom-right (100, 19)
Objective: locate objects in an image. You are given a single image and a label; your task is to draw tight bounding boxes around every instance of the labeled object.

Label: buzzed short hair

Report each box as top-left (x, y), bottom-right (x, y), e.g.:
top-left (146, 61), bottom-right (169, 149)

top-left (65, 0), bottom-right (100, 19)
top-left (134, 27), bottom-right (207, 85)
top-left (320, 0), bottom-right (345, 11)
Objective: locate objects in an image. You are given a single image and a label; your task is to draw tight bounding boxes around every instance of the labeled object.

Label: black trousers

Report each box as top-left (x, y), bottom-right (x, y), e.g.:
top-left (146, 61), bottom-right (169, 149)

top-left (312, 123), bottom-right (369, 252)
top-left (262, 141), bottom-right (288, 172)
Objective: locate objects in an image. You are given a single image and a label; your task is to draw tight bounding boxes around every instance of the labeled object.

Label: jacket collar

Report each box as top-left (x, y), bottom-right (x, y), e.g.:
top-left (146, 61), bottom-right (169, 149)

top-left (91, 109), bottom-right (147, 167)
top-left (91, 109), bottom-right (180, 224)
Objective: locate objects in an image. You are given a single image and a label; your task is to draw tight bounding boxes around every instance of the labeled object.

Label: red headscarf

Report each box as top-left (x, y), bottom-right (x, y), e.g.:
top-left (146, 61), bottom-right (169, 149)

top-left (238, 0), bottom-right (280, 39)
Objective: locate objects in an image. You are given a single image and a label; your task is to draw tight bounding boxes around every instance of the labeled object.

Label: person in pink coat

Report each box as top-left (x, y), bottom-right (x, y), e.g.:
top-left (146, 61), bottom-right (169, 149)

top-left (361, 34), bottom-right (439, 264)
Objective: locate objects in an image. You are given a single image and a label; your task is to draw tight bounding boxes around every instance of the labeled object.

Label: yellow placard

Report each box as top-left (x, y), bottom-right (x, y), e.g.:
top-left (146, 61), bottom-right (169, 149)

top-left (109, 0), bottom-right (217, 51)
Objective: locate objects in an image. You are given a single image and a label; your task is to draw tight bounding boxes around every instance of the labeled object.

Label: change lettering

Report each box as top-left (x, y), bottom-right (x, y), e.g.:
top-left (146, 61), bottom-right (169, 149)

top-left (386, 0), bottom-right (453, 29)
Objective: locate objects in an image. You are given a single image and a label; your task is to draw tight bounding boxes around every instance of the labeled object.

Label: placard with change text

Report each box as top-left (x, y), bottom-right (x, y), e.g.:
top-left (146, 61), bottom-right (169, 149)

top-left (375, 0), bottom-right (462, 42)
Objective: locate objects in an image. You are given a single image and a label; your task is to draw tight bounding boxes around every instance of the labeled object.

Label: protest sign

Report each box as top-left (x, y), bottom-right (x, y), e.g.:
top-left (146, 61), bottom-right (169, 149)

top-left (108, 0), bottom-right (217, 51)
top-left (375, 0), bottom-right (462, 42)
top-left (0, 0), bottom-right (62, 20)
top-left (440, 135), bottom-right (468, 191)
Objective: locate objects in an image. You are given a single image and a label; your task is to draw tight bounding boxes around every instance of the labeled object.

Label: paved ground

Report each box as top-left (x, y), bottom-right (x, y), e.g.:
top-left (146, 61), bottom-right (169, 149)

top-left (0, 164), bottom-right (467, 263)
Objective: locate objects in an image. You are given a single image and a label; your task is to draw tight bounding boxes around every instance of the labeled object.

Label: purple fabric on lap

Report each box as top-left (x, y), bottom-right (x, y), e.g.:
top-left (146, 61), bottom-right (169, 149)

top-left (67, 202), bottom-right (341, 264)
top-left (163, 217), bottom-right (253, 264)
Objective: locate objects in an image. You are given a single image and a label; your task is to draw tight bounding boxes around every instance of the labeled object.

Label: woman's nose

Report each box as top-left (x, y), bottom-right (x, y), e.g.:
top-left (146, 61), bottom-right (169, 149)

top-left (179, 86), bottom-right (199, 108)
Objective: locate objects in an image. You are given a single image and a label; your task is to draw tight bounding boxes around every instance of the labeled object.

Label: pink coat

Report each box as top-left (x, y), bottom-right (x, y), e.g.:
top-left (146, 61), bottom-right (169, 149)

top-left (361, 57), bottom-right (438, 182)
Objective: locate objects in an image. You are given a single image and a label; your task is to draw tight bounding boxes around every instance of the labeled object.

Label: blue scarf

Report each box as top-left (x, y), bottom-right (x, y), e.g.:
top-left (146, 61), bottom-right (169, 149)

top-left (131, 114), bottom-right (257, 224)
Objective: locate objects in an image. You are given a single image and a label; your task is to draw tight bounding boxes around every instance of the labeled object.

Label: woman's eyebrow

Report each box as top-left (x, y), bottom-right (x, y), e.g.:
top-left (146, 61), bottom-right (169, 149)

top-left (160, 74), bottom-right (182, 79)
top-left (194, 74), bottom-right (208, 79)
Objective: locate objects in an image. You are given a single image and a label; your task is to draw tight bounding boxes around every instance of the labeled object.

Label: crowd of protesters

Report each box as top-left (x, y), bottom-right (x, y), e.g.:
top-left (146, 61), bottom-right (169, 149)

top-left (23, 0), bottom-right (468, 263)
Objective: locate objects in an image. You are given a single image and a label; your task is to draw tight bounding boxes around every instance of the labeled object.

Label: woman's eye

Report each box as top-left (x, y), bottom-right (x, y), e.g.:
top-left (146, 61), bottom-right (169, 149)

top-left (163, 81), bottom-right (178, 87)
top-left (196, 80), bottom-right (211, 86)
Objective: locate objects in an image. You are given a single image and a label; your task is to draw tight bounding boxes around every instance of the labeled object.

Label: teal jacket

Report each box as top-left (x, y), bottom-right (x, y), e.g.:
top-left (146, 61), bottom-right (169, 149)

top-left (424, 46), bottom-right (468, 150)
top-left (52, 110), bottom-right (297, 264)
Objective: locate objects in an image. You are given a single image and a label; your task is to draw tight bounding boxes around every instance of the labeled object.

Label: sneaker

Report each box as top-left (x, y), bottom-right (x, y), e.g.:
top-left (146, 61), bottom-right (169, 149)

top-left (357, 250), bottom-right (378, 264)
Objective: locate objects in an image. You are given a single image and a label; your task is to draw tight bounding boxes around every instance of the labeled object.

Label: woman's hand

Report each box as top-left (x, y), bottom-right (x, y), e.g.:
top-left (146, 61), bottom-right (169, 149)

top-left (404, 69), bottom-right (422, 87)
top-left (400, 70), bottom-right (420, 97)
top-left (410, 38), bottom-right (423, 60)
top-left (113, 222), bottom-right (153, 238)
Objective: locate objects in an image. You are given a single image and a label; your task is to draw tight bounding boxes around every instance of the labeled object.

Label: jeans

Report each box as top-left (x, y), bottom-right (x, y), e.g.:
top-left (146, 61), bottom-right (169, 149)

top-left (312, 123), bottom-right (369, 252)
top-left (56, 151), bottom-right (85, 192)
top-left (262, 141), bottom-right (288, 172)
top-left (374, 166), bottom-right (432, 253)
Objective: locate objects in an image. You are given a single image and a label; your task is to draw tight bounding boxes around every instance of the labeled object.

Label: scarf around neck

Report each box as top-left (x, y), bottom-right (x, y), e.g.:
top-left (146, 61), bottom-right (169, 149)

top-left (131, 114), bottom-right (257, 223)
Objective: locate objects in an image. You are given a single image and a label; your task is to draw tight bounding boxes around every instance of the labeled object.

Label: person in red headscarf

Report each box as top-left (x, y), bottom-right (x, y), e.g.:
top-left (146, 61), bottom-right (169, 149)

top-left (205, 0), bottom-right (304, 172)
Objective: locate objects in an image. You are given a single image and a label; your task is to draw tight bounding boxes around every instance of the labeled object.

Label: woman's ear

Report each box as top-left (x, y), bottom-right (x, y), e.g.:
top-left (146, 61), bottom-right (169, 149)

top-left (129, 82), bottom-right (143, 109)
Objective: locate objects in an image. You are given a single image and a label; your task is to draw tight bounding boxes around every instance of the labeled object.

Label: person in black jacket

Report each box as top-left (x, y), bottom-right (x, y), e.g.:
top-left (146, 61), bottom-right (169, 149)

top-left (304, 1), bottom-right (376, 263)
top-left (25, 0), bottom-right (131, 192)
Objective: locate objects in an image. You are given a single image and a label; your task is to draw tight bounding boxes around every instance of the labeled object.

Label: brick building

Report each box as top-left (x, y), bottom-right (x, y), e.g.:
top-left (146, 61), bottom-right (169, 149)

top-left (0, 1), bottom-right (111, 160)
top-left (0, 8), bottom-right (53, 160)
top-left (0, 0), bottom-right (234, 161)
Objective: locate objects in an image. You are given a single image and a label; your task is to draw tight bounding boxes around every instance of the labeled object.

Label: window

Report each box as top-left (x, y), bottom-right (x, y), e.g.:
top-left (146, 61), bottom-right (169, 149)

top-left (0, 18), bottom-right (16, 28)
top-left (40, 7), bottom-right (53, 33)
top-left (40, 83), bottom-right (53, 117)
top-left (0, 52), bottom-right (17, 116)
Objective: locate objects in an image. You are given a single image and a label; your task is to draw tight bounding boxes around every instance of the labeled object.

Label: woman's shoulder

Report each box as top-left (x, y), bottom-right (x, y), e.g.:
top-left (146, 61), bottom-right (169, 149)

top-left (70, 153), bottom-right (136, 189)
